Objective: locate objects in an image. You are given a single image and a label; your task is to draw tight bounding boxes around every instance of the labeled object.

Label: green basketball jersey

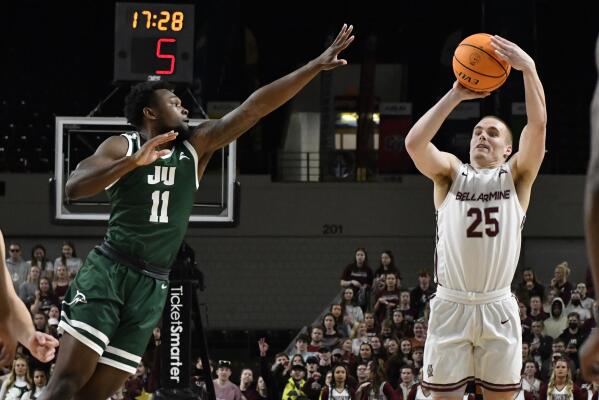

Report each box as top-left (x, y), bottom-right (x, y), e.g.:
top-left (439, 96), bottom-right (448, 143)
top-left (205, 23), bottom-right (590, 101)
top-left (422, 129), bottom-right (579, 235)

top-left (104, 132), bottom-right (199, 270)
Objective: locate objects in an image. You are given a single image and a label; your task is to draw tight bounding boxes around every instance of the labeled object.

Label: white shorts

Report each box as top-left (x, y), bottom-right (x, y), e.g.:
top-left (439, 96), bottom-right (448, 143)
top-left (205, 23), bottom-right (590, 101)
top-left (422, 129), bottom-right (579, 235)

top-left (422, 286), bottom-right (522, 393)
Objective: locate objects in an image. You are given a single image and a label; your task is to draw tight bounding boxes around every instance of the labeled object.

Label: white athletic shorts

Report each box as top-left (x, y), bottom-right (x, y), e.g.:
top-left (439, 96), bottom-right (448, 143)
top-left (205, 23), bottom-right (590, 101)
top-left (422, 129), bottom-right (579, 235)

top-left (422, 286), bottom-right (522, 393)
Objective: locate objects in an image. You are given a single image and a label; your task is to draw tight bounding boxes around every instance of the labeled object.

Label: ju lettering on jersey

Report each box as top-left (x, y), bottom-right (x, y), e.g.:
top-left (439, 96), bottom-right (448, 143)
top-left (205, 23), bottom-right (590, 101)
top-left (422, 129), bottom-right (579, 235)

top-left (147, 166), bottom-right (176, 223)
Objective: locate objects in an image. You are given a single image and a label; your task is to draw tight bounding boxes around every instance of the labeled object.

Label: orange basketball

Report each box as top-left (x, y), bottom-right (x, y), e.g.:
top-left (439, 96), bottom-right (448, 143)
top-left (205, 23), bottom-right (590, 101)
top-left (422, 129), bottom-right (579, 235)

top-left (452, 33), bottom-right (511, 92)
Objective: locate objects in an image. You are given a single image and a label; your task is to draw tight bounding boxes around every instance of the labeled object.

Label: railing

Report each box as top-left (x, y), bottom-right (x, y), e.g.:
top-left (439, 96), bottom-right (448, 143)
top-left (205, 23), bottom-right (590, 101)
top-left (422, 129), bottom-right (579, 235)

top-left (275, 151), bottom-right (389, 182)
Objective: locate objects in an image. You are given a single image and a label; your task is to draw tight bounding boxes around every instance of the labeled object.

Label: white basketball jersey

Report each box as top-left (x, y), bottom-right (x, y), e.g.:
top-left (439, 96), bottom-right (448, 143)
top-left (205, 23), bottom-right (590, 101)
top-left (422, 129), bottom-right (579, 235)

top-left (435, 163), bottom-right (525, 292)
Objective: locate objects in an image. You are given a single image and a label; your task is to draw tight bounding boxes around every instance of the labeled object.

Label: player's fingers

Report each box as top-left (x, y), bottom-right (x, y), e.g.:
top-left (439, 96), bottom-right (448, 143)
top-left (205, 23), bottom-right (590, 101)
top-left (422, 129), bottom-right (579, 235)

top-left (340, 35), bottom-right (355, 51)
top-left (149, 132), bottom-right (179, 147)
top-left (333, 24), bottom-right (347, 45)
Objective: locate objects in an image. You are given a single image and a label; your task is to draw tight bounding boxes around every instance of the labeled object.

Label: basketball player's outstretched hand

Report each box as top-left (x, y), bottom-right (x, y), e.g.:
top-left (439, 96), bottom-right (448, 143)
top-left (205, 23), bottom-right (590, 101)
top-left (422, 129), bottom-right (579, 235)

top-left (132, 131), bottom-right (179, 166)
top-left (316, 24), bottom-right (355, 71)
top-left (490, 35), bottom-right (534, 71)
top-left (452, 81), bottom-right (491, 101)
top-left (580, 330), bottom-right (599, 382)
top-left (26, 331), bottom-right (59, 363)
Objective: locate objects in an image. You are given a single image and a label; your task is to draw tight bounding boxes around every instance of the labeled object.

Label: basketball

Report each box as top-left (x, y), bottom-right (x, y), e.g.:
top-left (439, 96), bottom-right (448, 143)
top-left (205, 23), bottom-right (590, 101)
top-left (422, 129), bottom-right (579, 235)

top-left (452, 33), bottom-right (511, 92)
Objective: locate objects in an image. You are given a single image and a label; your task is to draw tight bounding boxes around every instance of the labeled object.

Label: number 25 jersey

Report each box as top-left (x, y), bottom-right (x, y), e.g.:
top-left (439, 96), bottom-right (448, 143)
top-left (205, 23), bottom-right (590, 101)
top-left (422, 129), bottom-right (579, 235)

top-left (434, 163), bottom-right (525, 292)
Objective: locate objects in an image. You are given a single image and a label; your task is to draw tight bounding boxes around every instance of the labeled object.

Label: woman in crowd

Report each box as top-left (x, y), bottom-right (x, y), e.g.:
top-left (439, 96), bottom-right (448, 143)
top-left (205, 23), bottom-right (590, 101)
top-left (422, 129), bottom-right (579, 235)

top-left (322, 313), bottom-right (342, 348)
top-left (53, 240), bottom-right (82, 278)
top-left (515, 268), bottom-right (546, 307)
top-left (21, 368), bottom-right (48, 400)
top-left (0, 356), bottom-right (32, 400)
top-left (539, 357), bottom-right (586, 400)
top-left (29, 277), bottom-right (58, 316)
top-left (521, 360), bottom-right (542, 400)
top-left (18, 265), bottom-right (41, 306)
top-left (320, 364), bottom-right (356, 400)
top-left (351, 322), bottom-right (369, 356)
top-left (355, 359), bottom-right (394, 400)
top-left (52, 264), bottom-right (70, 303)
top-left (340, 288), bottom-right (364, 334)
top-left (340, 248), bottom-right (373, 311)
top-left (28, 244), bottom-right (54, 280)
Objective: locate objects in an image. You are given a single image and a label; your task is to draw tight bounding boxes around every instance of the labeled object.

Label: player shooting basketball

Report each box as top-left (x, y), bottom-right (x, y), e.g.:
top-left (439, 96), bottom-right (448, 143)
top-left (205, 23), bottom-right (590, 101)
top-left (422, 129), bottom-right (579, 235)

top-left (405, 35), bottom-right (546, 400)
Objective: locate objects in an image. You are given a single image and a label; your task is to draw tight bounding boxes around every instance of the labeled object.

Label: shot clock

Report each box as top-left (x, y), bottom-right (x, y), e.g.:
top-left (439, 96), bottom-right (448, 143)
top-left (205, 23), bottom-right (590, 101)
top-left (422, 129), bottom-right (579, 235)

top-left (114, 3), bottom-right (195, 83)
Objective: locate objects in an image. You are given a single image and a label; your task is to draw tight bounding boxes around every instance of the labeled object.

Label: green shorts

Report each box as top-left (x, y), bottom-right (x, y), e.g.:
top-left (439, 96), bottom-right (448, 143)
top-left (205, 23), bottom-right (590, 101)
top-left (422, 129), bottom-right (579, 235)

top-left (58, 249), bottom-right (168, 374)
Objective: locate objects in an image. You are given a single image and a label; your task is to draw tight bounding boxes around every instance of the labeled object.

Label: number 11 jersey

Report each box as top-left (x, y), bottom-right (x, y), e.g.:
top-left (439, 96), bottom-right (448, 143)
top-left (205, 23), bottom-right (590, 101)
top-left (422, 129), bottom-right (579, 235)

top-left (104, 132), bottom-right (199, 272)
top-left (434, 163), bottom-right (525, 292)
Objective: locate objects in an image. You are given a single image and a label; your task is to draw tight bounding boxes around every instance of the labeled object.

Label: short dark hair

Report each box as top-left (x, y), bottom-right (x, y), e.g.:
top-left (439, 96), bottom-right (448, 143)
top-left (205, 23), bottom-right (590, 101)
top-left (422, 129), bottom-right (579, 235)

top-left (124, 81), bottom-right (174, 129)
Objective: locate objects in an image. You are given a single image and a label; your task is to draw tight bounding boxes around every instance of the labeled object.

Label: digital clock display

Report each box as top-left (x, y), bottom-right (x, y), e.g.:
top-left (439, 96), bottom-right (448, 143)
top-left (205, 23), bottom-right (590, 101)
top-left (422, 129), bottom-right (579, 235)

top-left (114, 3), bottom-right (195, 83)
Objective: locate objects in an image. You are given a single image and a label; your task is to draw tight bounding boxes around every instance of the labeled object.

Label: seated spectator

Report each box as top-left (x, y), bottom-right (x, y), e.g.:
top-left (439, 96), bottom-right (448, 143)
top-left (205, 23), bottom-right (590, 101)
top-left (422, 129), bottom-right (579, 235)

top-left (214, 360), bottom-right (242, 400)
top-left (321, 313), bottom-right (342, 348)
top-left (27, 244), bottom-right (54, 280)
top-left (515, 268), bottom-right (546, 307)
top-left (18, 265), bottom-right (41, 306)
top-left (521, 360), bottom-right (541, 400)
top-left (369, 336), bottom-right (386, 360)
top-left (256, 377), bottom-right (268, 400)
top-left (373, 250), bottom-right (399, 287)
top-left (340, 248), bottom-right (373, 311)
top-left (544, 297), bottom-right (569, 339)
top-left (558, 313), bottom-right (588, 369)
top-left (5, 242), bottom-right (28, 290)
top-left (282, 363), bottom-right (307, 400)
top-left (391, 309), bottom-right (414, 339)
top-left (356, 359), bottom-right (394, 400)
top-left (123, 361), bottom-right (150, 400)
top-left (30, 277), bottom-right (59, 316)
top-left (397, 290), bottom-right (418, 323)
top-left (538, 356), bottom-right (586, 400)
top-left (351, 322), bottom-right (369, 356)
top-left (316, 347), bottom-right (333, 376)
top-left (355, 363), bottom-right (369, 386)
top-left (575, 283), bottom-right (594, 311)
top-left (290, 334), bottom-right (311, 360)
top-left (544, 289), bottom-right (560, 314)
top-left (399, 338), bottom-right (413, 366)
top-left (410, 270), bottom-right (435, 319)
top-left (0, 356), bottom-right (32, 399)
top-left (291, 354), bottom-right (306, 366)
top-left (52, 264), bottom-right (71, 303)
top-left (397, 366), bottom-right (416, 400)
top-left (408, 321), bottom-right (426, 349)
top-left (411, 347), bottom-right (424, 371)
top-left (355, 343), bottom-right (375, 368)
top-left (379, 320), bottom-right (394, 343)
top-left (540, 341), bottom-right (566, 381)
top-left (302, 360), bottom-right (323, 400)
top-left (33, 312), bottom-right (49, 333)
top-left (373, 273), bottom-right (401, 324)
top-left (239, 368), bottom-right (258, 400)
top-left (319, 364), bottom-right (356, 400)
top-left (330, 304), bottom-right (349, 337)
top-left (530, 320), bottom-right (553, 365)
top-left (528, 295), bottom-right (549, 322)
top-left (566, 291), bottom-right (592, 321)
top-left (338, 339), bottom-right (357, 368)
top-left (363, 313), bottom-right (378, 338)
top-left (384, 337), bottom-right (400, 359)
top-left (54, 240), bottom-right (82, 279)
top-left (307, 326), bottom-right (325, 353)
top-left (341, 287), bottom-right (364, 334)
top-left (21, 367), bottom-right (48, 400)
top-left (551, 262), bottom-right (574, 305)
